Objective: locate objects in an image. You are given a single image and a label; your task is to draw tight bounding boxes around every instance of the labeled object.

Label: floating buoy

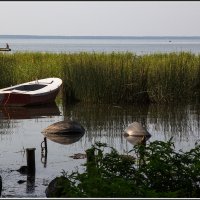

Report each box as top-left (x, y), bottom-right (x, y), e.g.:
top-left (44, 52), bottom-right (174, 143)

top-left (42, 119), bottom-right (85, 135)
top-left (124, 122), bottom-right (151, 136)
top-left (124, 122), bottom-right (151, 145)
top-left (41, 119), bottom-right (85, 145)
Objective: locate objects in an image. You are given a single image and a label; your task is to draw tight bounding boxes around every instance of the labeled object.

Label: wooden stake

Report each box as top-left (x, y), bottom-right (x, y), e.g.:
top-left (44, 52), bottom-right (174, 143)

top-left (41, 137), bottom-right (48, 167)
top-left (26, 148), bottom-right (36, 175)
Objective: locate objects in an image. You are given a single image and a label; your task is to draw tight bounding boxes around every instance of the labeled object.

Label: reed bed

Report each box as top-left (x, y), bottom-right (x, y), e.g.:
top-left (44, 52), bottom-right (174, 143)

top-left (0, 51), bottom-right (199, 104)
top-left (0, 52), bottom-right (63, 86)
top-left (62, 51), bottom-right (200, 104)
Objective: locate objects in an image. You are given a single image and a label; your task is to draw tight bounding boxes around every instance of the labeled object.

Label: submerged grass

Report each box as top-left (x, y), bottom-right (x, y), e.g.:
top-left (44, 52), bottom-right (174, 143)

top-left (0, 51), bottom-right (199, 104)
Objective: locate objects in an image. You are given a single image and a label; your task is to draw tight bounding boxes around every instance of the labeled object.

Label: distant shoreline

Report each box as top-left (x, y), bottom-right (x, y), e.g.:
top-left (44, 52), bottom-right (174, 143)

top-left (1, 35), bottom-right (200, 40)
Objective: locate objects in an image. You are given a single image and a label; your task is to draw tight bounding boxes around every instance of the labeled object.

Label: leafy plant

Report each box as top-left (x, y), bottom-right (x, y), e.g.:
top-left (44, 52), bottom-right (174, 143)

top-left (51, 139), bottom-right (200, 197)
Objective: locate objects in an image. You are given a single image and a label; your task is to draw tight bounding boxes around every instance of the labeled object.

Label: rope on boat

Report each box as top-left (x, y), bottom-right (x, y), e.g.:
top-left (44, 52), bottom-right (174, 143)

top-left (4, 93), bottom-right (11, 106)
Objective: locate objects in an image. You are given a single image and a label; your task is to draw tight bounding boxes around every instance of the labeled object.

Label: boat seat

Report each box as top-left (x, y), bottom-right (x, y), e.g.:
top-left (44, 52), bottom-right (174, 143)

top-left (37, 80), bottom-right (54, 85)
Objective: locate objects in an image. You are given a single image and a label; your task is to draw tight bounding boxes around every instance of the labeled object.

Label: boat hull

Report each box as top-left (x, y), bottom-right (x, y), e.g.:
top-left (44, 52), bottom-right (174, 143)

top-left (0, 48), bottom-right (11, 51)
top-left (0, 78), bottom-right (62, 106)
top-left (0, 88), bottom-right (60, 106)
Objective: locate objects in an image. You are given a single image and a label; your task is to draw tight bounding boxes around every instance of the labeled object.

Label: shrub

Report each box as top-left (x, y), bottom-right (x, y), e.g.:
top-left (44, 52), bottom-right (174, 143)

top-left (51, 139), bottom-right (200, 197)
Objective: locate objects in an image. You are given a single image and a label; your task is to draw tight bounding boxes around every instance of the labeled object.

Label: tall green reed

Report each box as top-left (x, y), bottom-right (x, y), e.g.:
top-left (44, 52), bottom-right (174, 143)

top-left (146, 52), bottom-right (200, 103)
top-left (62, 52), bottom-right (150, 104)
top-left (0, 53), bottom-right (16, 87)
top-left (0, 51), bottom-right (199, 104)
top-left (62, 51), bottom-right (200, 104)
top-left (12, 52), bottom-right (62, 83)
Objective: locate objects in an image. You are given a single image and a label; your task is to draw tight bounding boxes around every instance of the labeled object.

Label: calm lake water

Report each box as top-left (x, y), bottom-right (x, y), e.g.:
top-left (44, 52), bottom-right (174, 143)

top-left (0, 101), bottom-right (199, 197)
top-left (1, 35), bottom-right (200, 54)
top-left (0, 35), bottom-right (200, 197)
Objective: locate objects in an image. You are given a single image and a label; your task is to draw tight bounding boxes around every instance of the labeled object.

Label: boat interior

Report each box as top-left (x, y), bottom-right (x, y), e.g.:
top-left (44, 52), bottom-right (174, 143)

top-left (4, 84), bottom-right (47, 91)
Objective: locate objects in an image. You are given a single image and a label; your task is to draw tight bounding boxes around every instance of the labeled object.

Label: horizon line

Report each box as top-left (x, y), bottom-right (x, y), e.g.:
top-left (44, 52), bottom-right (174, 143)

top-left (1, 34), bottom-right (200, 38)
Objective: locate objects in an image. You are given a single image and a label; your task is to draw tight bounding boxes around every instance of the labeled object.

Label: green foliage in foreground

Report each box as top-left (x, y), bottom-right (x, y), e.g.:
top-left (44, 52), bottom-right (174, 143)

top-left (51, 140), bottom-right (200, 198)
top-left (0, 51), bottom-right (200, 104)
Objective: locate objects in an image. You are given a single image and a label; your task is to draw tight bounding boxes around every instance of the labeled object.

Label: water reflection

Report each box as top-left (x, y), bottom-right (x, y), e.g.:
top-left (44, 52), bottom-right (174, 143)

top-left (0, 102), bottom-right (199, 149)
top-left (146, 104), bottom-right (200, 143)
top-left (44, 133), bottom-right (85, 145)
top-left (0, 103), bottom-right (61, 120)
top-left (40, 132), bottom-right (85, 168)
top-left (0, 102), bottom-right (200, 197)
top-left (26, 175), bottom-right (35, 194)
top-left (62, 103), bottom-right (200, 150)
top-left (124, 135), bottom-right (151, 146)
top-left (0, 103), bottom-right (61, 138)
top-left (63, 103), bottom-right (150, 138)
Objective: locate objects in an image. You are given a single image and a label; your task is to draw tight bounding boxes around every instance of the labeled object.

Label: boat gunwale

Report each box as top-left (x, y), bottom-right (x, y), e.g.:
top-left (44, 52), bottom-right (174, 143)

top-left (0, 78), bottom-right (62, 95)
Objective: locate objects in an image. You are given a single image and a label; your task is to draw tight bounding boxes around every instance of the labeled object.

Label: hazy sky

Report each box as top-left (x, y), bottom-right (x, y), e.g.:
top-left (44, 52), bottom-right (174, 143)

top-left (0, 1), bottom-right (199, 36)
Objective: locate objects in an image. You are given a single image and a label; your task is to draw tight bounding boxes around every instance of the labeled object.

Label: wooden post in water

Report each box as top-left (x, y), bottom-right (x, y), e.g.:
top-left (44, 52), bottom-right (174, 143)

top-left (41, 137), bottom-right (48, 167)
top-left (26, 148), bottom-right (36, 175)
top-left (138, 136), bottom-right (147, 168)
top-left (43, 137), bottom-right (47, 153)
top-left (26, 175), bottom-right (35, 193)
